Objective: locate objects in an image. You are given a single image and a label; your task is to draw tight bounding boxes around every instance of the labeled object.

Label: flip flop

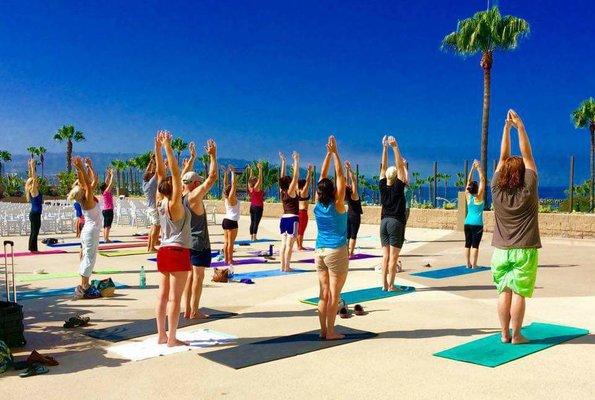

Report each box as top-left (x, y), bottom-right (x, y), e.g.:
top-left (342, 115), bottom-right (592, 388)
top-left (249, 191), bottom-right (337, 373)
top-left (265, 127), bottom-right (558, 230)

top-left (354, 304), bottom-right (365, 316)
top-left (339, 307), bottom-right (350, 319)
top-left (19, 363), bottom-right (49, 378)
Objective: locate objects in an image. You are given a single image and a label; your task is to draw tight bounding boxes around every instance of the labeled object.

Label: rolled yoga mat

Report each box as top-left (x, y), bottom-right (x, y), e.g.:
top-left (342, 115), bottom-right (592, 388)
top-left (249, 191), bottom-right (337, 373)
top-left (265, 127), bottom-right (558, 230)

top-left (0, 249), bottom-right (67, 258)
top-left (85, 308), bottom-right (237, 342)
top-left (301, 285), bottom-right (415, 305)
top-left (200, 326), bottom-right (377, 369)
top-left (410, 266), bottom-right (490, 279)
top-left (16, 282), bottom-right (128, 300)
top-left (434, 322), bottom-right (589, 367)
top-left (298, 253), bottom-right (381, 264)
top-left (47, 240), bottom-right (122, 248)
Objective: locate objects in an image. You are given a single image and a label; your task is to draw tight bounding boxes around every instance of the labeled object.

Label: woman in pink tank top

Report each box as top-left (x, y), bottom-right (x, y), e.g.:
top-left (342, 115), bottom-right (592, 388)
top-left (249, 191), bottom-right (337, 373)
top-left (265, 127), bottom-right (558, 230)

top-left (247, 162), bottom-right (265, 241)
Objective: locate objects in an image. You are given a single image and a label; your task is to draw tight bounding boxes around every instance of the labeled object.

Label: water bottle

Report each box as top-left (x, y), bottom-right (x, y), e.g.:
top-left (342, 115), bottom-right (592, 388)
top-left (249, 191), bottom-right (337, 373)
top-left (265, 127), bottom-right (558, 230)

top-left (139, 266), bottom-right (146, 288)
top-left (269, 244), bottom-right (274, 256)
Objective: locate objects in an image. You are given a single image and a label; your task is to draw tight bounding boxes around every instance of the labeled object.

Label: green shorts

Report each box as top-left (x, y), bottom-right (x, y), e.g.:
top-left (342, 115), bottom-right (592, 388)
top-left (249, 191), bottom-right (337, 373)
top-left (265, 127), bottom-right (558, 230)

top-left (491, 248), bottom-right (538, 298)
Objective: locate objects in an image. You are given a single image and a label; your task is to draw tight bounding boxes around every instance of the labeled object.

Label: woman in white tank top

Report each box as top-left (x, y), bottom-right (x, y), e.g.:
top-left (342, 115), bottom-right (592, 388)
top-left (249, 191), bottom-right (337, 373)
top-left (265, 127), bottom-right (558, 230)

top-left (221, 166), bottom-right (239, 267)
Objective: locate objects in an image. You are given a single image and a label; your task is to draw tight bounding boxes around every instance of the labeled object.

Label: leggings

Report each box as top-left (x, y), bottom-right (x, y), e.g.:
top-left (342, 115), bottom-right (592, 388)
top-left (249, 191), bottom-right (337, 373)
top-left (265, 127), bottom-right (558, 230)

top-left (249, 205), bottom-right (263, 235)
top-left (29, 212), bottom-right (41, 252)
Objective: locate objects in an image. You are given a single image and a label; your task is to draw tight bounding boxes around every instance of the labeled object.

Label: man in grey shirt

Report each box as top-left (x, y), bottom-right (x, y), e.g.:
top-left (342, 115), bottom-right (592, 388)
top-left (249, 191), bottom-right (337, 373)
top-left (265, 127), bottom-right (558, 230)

top-left (143, 156), bottom-right (160, 252)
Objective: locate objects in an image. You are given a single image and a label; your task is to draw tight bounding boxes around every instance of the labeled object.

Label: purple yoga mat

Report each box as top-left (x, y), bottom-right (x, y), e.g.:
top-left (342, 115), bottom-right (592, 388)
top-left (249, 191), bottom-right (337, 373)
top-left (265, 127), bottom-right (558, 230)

top-left (0, 249), bottom-right (67, 258)
top-left (299, 253), bottom-right (381, 264)
top-left (211, 258), bottom-right (268, 268)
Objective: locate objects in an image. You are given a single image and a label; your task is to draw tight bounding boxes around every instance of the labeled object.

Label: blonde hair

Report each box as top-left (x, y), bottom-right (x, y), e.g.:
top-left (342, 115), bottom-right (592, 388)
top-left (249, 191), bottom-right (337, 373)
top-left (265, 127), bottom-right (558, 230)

top-left (67, 185), bottom-right (84, 202)
top-left (25, 178), bottom-right (35, 201)
top-left (385, 166), bottom-right (398, 184)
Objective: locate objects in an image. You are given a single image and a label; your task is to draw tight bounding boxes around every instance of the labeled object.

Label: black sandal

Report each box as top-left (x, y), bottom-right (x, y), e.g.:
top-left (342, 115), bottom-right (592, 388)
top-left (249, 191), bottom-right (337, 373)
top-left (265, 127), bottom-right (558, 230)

top-left (63, 315), bottom-right (90, 328)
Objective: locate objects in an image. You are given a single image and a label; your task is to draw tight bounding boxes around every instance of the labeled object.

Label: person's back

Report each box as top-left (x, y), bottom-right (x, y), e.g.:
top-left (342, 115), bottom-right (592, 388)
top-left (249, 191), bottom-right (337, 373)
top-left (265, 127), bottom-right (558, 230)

top-left (183, 195), bottom-right (210, 251)
top-left (315, 202), bottom-right (347, 249)
top-left (30, 192), bottom-right (43, 214)
top-left (465, 195), bottom-right (484, 226)
top-left (225, 197), bottom-right (240, 221)
top-left (159, 200), bottom-right (191, 248)
top-left (143, 175), bottom-right (158, 208)
top-left (380, 178), bottom-right (406, 223)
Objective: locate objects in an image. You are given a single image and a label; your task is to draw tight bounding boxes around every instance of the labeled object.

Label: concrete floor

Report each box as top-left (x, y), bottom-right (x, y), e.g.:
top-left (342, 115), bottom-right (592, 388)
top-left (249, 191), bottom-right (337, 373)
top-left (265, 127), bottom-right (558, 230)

top-left (1, 216), bottom-right (593, 399)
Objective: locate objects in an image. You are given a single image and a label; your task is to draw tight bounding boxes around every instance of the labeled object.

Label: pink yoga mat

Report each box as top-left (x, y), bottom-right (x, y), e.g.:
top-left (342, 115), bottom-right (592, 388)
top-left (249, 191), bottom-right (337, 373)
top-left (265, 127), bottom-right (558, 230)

top-left (0, 249), bottom-right (67, 258)
top-left (98, 242), bottom-right (147, 251)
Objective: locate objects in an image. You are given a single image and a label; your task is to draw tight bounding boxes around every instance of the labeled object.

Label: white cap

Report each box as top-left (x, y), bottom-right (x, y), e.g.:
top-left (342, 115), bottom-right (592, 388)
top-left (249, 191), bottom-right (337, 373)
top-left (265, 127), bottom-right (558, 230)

top-left (182, 171), bottom-right (200, 184)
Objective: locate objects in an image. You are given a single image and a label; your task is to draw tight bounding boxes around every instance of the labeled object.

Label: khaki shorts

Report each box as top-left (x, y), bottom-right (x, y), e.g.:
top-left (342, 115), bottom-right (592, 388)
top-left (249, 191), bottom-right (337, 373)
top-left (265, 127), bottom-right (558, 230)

top-left (315, 246), bottom-right (349, 274)
top-left (147, 207), bottom-right (160, 226)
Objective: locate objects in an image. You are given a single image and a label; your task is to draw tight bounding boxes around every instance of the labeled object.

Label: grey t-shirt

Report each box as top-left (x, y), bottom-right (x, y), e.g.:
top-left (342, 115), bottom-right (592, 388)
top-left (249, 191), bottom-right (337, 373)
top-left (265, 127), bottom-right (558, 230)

top-left (491, 169), bottom-right (541, 249)
top-left (143, 175), bottom-right (157, 209)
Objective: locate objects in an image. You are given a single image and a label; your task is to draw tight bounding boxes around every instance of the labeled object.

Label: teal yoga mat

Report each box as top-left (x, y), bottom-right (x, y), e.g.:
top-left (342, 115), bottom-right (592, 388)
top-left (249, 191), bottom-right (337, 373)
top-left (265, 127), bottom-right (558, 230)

top-left (301, 285), bottom-right (415, 306)
top-left (15, 282), bottom-right (128, 300)
top-left (411, 266), bottom-right (490, 279)
top-left (434, 322), bottom-right (589, 367)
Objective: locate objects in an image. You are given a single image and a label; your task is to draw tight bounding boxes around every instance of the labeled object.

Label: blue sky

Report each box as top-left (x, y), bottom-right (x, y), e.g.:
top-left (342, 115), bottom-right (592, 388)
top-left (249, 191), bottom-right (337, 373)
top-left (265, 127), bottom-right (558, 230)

top-left (0, 0), bottom-right (593, 185)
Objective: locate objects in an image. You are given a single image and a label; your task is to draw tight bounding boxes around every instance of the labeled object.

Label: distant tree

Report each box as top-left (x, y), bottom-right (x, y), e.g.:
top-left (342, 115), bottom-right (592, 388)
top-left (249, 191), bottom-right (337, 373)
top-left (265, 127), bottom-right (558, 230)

top-left (111, 159), bottom-right (127, 196)
top-left (171, 138), bottom-right (188, 165)
top-left (455, 172), bottom-right (466, 190)
top-left (53, 125), bottom-right (85, 172)
top-left (26, 146), bottom-right (48, 178)
top-left (0, 150), bottom-right (12, 178)
top-left (571, 97), bottom-right (595, 212)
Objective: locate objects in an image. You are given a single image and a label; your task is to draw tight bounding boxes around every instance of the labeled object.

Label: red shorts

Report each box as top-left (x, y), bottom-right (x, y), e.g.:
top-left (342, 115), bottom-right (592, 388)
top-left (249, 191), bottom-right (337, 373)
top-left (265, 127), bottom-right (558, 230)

top-left (298, 209), bottom-right (309, 236)
top-left (157, 246), bottom-right (191, 273)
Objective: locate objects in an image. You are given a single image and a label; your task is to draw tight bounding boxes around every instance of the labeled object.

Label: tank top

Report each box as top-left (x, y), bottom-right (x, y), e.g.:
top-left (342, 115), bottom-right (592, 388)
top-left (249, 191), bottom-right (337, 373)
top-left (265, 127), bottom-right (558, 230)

top-left (81, 202), bottom-right (102, 232)
top-left (281, 191), bottom-right (299, 215)
top-left (347, 197), bottom-right (363, 216)
top-left (159, 200), bottom-right (191, 248)
top-left (314, 202), bottom-right (348, 249)
top-left (102, 191), bottom-right (114, 210)
top-left (225, 198), bottom-right (241, 221)
top-left (465, 195), bottom-right (484, 226)
top-left (182, 195), bottom-right (211, 251)
top-left (30, 193), bottom-right (43, 214)
top-left (249, 189), bottom-right (264, 207)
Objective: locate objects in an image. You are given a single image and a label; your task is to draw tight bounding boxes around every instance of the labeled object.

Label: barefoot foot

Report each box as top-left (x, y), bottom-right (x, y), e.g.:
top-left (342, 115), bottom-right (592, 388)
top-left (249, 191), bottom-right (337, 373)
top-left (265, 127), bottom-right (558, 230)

top-left (325, 333), bottom-right (345, 340)
top-left (512, 335), bottom-right (529, 345)
top-left (157, 335), bottom-right (168, 344)
top-left (167, 338), bottom-right (188, 347)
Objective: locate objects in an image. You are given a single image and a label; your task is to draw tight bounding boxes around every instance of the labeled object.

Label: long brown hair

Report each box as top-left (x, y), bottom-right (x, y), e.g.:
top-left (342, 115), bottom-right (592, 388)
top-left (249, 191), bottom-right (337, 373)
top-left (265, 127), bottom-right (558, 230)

top-left (497, 156), bottom-right (525, 191)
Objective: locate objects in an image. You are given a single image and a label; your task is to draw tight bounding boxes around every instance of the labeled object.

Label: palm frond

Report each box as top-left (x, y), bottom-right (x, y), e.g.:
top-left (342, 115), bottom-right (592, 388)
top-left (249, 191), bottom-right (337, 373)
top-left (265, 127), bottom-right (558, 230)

top-left (571, 97), bottom-right (595, 129)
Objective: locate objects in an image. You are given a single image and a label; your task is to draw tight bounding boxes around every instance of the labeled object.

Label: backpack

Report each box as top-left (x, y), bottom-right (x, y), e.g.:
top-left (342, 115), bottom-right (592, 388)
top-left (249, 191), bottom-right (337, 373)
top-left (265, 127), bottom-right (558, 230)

top-left (0, 340), bottom-right (13, 374)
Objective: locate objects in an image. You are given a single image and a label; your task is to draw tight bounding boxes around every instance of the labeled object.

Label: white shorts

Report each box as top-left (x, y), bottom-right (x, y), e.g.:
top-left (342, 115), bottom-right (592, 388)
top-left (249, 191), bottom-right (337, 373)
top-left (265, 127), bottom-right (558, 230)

top-left (147, 207), bottom-right (160, 226)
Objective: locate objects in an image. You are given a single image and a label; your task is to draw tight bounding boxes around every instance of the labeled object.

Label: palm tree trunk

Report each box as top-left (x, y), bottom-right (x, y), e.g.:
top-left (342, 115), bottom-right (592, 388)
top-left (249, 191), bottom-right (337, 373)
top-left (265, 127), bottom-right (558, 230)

top-left (590, 124), bottom-right (594, 212)
top-left (67, 139), bottom-right (73, 173)
top-left (480, 51), bottom-right (492, 210)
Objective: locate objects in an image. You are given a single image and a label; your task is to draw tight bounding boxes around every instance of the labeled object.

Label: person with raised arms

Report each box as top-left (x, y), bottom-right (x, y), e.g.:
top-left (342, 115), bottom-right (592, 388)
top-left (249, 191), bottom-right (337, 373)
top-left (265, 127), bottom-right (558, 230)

top-left (25, 158), bottom-right (42, 252)
top-left (378, 135), bottom-right (407, 291)
top-left (221, 165), bottom-right (240, 267)
top-left (100, 167), bottom-right (115, 243)
top-left (154, 130), bottom-right (191, 347)
top-left (314, 135), bottom-right (349, 340)
top-left (463, 159), bottom-right (486, 268)
top-left (181, 140), bottom-right (217, 319)
top-left (491, 110), bottom-right (541, 345)
top-left (247, 162), bottom-right (265, 242)
top-left (344, 161), bottom-right (363, 258)
top-left (278, 151), bottom-right (300, 271)
top-left (143, 155), bottom-right (161, 252)
top-left (296, 164), bottom-right (313, 251)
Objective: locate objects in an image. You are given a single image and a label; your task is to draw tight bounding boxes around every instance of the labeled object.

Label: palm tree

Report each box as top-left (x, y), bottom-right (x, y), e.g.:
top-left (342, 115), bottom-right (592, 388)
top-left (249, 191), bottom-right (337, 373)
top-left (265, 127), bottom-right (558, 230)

top-left (440, 173), bottom-right (451, 197)
top-left (571, 97), bottom-right (595, 212)
top-left (53, 125), bottom-right (85, 172)
top-left (411, 172), bottom-right (425, 201)
top-left (199, 153), bottom-right (210, 179)
top-left (0, 150), bottom-right (12, 177)
top-left (455, 172), bottom-right (466, 191)
top-left (171, 138), bottom-right (188, 165)
top-left (442, 6), bottom-right (529, 207)
top-left (26, 146), bottom-right (37, 159)
top-left (111, 159), bottom-right (127, 196)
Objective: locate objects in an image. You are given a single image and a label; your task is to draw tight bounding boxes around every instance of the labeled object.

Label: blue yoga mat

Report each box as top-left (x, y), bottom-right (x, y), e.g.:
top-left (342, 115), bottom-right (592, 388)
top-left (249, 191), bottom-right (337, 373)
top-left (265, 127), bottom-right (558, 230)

top-left (301, 285), bottom-right (415, 305)
top-left (17, 282), bottom-right (128, 300)
top-left (231, 268), bottom-right (310, 281)
top-left (47, 240), bottom-right (122, 248)
top-left (411, 266), bottom-right (490, 279)
top-left (434, 322), bottom-right (589, 367)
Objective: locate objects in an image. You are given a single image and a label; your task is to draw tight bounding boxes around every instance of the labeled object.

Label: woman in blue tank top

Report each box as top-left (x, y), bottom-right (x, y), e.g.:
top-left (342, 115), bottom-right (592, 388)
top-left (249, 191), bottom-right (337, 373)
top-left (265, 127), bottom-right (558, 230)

top-left (314, 135), bottom-right (348, 341)
top-left (25, 159), bottom-right (42, 252)
top-left (464, 160), bottom-right (485, 268)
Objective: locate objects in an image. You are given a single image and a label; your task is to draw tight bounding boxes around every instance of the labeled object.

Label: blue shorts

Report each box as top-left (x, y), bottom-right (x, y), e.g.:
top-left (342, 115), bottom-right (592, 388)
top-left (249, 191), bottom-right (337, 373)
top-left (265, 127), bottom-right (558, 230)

top-left (279, 216), bottom-right (299, 236)
top-left (190, 248), bottom-right (212, 268)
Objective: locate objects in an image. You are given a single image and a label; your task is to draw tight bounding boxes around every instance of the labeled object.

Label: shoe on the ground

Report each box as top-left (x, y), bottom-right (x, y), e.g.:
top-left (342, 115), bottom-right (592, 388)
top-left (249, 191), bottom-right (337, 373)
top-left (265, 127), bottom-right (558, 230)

top-left (73, 285), bottom-right (85, 300)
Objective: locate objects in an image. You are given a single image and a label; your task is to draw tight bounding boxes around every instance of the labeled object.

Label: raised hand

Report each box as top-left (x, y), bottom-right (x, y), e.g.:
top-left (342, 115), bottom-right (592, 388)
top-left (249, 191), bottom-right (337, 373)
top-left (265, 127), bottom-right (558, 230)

top-left (205, 139), bottom-right (216, 156)
top-left (382, 135), bottom-right (388, 147)
top-left (158, 130), bottom-right (172, 147)
top-left (292, 151), bottom-right (300, 162)
top-left (182, 158), bottom-right (191, 170)
top-left (508, 109), bottom-right (523, 127)
top-left (327, 136), bottom-right (337, 153)
top-left (387, 136), bottom-right (397, 148)
top-left (344, 160), bottom-right (352, 171)
top-left (257, 161), bottom-right (263, 170)
top-left (188, 142), bottom-right (196, 158)
top-left (279, 152), bottom-right (286, 162)
top-left (307, 164), bottom-right (314, 173)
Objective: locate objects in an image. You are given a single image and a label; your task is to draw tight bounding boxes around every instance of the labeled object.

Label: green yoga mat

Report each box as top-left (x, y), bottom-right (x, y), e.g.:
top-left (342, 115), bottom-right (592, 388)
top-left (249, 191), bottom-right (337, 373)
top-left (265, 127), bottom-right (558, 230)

top-left (100, 249), bottom-right (153, 257)
top-left (300, 285), bottom-right (415, 306)
top-left (17, 269), bottom-right (123, 282)
top-left (434, 322), bottom-right (589, 367)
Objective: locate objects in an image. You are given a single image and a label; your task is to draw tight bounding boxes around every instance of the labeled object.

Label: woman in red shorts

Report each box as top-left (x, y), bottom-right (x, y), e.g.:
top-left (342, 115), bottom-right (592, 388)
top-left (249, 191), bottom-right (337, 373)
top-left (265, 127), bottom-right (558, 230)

top-left (154, 130), bottom-right (191, 347)
top-left (296, 165), bottom-right (314, 250)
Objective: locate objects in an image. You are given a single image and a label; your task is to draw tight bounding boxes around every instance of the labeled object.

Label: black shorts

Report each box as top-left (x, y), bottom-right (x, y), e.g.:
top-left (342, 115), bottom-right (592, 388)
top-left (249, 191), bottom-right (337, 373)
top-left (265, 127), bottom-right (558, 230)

top-left (464, 224), bottom-right (483, 249)
top-left (380, 217), bottom-right (405, 248)
top-left (222, 218), bottom-right (238, 230)
top-left (190, 248), bottom-right (212, 267)
top-left (347, 214), bottom-right (361, 240)
top-left (102, 209), bottom-right (114, 228)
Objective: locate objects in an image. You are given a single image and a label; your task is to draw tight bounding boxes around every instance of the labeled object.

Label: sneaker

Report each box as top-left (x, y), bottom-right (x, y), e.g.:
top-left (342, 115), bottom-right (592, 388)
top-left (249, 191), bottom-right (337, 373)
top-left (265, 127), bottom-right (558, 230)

top-left (83, 286), bottom-right (101, 299)
top-left (73, 285), bottom-right (85, 300)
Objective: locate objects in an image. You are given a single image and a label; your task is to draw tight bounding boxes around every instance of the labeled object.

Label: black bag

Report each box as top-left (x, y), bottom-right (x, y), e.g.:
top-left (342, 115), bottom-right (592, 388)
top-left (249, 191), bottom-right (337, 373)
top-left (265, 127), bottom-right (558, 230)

top-left (1, 241), bottom-right (26, 348)
top-left (41, 238), bottom-right (58, 245)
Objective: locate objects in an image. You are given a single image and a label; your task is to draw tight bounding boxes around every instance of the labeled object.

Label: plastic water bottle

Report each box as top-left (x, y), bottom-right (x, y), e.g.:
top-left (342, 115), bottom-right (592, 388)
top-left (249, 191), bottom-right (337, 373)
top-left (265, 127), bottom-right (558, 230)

top-left (139, 266), bottom-right (146, 288)
top-left (269, 244), bottom-right (274, 256)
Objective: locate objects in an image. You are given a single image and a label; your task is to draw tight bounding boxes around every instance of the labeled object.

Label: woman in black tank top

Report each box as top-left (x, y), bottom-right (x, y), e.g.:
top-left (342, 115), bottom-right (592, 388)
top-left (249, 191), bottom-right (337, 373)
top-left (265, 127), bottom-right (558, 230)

top-left (344, 161), bottom-right (363, 257)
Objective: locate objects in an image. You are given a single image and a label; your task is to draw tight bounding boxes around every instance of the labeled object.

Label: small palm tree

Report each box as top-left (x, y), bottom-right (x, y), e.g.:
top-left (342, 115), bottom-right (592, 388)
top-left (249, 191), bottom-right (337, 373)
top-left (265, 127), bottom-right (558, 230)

top-left (442, 6), bottom-right (529, 203)
top-left (171, 138), bottom-right (188, 164)
top-left (0, 150), bottom-right (12, 177)
top-left (53, 125), bottom-right (85, 172)
top-left (26, 146), bottom-right (37, 159)
top-left (412, 171), bottom-right (425, 201)
top-left (571, 97), bottom-right (595, 211)
top-left (199, 153), bottom-right (210, 179)
top-left (111, 159), bottom-right (127, 196)
top-left (37, 147), bottom-right (47, 178)
top-left (455, 172), bottom-right (466, 190)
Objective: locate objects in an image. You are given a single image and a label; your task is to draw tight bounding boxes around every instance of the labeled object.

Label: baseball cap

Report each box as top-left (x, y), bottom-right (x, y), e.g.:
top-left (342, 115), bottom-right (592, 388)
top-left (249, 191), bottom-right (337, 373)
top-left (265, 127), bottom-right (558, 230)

top-left (182, 171), bottom-right (200, 184)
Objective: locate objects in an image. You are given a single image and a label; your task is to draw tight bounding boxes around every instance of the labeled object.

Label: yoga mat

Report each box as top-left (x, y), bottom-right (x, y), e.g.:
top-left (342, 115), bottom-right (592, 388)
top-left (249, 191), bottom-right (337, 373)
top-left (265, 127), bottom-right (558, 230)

top-left (100, 249), bottom-right (153, 257)
top-left (434, 322), bottom-right (589, 368)
top-left (98, 242), bottom-right (148, 251)
top-left (231, 268), bottom-right (310, 281)
top-left (147, 250), bottom-right (220, 263)
top-left (212, 238), bottom-right (278, 245)
top-left (211, 258), bottom-right (268, 268)
top-left (47, 240), bottom-right (122, 248)
top-left (301, 285), bottom-right (416, 306)
top-left (17, 269), bottom-right (123, 282)
top-left (85, 308), bottom-right (237, 342)
top-left (410, 266), bottom-right (490, 279)
top-left (0, 249), bottom-right (67, 258)
top-left (16, 282), bottom-right (128, 300)
top-left (299, 253), bottom-right (381, 264)
top-left (201, 326), bottom-right (376, 369)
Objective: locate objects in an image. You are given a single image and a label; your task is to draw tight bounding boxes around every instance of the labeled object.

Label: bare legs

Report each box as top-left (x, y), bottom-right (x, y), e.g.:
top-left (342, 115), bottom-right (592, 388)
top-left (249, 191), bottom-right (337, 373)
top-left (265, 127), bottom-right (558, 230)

top-left (156, 271), bottom-right (189, 347)
top-left (348, 238), bottom-right (356, 257)
top-left (382, 245), bottom-right (401, 291)
top-left (183, 266), bottom-right (208, 319)
top-left (148, 224), bottom-right (160, 252)
top-left (280, 234), bottom-right (297, 272)
top-left (317, 270), bottom-right (348, 340)
top-left (497, 289), bottom-right (529, 344)
top-left (103, 226), bottom-right (111, 243)
top-left (223, 229), bottom-right (238, 265)
top-left (296, 234), bottom-right (304, 251)
top-left (466, 247), bottom-right (479, 268)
